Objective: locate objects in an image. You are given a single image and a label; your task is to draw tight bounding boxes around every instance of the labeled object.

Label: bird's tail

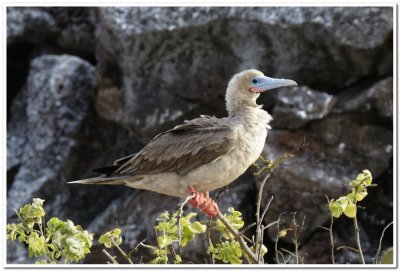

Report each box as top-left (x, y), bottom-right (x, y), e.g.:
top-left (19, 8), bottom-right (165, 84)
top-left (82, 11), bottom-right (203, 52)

top-left (68, 176), bottom-right (129, 186)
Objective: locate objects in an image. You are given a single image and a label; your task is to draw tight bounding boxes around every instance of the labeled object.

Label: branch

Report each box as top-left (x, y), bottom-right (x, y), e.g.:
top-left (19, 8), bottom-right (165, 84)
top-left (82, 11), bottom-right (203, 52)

top-left (374, 221), bottom-right (393, 264)
top-left (254, 172), bottom-right (271, 263)
top-left (110, 238), bottom-right (133, 264)
top-left (102, 249), bottom-right (119, 264)
top-left (353, 216), bottom-right (365, 264)
top-left (177, 194), bottom-right (196, 246)
top-left (216, 210), bottom-right (259, 264)
top-left (325, 195), bottom-right (335, 264)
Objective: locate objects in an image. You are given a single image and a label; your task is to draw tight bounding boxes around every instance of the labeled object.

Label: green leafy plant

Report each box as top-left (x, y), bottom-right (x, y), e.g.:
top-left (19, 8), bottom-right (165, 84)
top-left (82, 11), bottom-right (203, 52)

top-left (328, 170), bottom-right (375, 264)
top-left (209, 207), bottom-right (267, 264)
top-left (208, 240), bottom-right (243, 264)
top-left (99, 228), bottom-right (122, 248)
top-left (329, 170), bottom-right (373, 219)
top-left (7, 198), bottom-right (93, 264)
top-left (99, 228), bottom-right (133, 264)
top-left (140, 211), bottom-right (206, 264)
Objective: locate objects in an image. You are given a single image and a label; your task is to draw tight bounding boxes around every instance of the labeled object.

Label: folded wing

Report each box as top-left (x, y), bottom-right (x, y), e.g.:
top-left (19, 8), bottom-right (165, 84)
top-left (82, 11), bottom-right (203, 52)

top-left (116, 115), bottom-right (237, 176)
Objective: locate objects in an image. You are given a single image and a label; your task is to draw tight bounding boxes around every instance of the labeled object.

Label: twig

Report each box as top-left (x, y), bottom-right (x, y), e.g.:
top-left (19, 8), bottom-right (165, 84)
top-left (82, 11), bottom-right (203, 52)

top-left (239, 222), bottom-right (257, 235)
top-left (254, 172), bottom-right (271, 262)
top-left (217, 210), bottom-right (258, 264)
top-left (292, 213), bottom-right (300, 264)
top-left (336, 245), bottom-right (359, 253)
top-left (281, 248), bottom-right (296, 257)
top-left (134, 239), bottom-right (147, 250)
top-left (110, 238), bottom-right (133, 264)
top-left (102, 249), bottom-right (119, 264)
top-left (256, 228), bottom-right (264, 263)
top-left (274, 213), bottom-right (284, 264)
top-left (353, 217), bottom-right (365, 264)
top-left (177, 194), bottom-right (196, 246)
top-left (374, 221), bottom-right (393, 264)
top-left (277, 250), bottom-right (290, 263)
top-left (260, 196), bottom-right (274, 224)
top-left (262, 220), bottom-right (278, 230)
top-left (325, 195), bottom-right (335, 264)
top-left (255, 196), bottom-right (273, 263)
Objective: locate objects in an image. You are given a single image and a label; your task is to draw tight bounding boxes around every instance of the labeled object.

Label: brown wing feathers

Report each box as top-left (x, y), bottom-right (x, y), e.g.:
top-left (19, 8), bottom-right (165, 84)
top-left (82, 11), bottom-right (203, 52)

top-left (113, 116), bottom-right (236, 176)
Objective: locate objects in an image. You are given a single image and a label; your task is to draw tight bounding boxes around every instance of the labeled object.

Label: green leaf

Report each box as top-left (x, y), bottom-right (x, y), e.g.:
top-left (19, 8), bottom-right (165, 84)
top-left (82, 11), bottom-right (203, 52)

top-left (215, 208), bottom-right (244, 239)
top-left (174, 254), bottom-right (182, 264)
top-left (343, 202), bottom-right (357, 218)
top-left (357, 169), bottom-right (372, 185)
top-left (380, 247), bottom-right (393, 264)
top-left (329, 200), bottom-right (342, 218)
top-left (98, 228), bottom-right (122, 249)
top-left (7, 223), bottom-right (27, 243)
top-left (347, 191), bottom-right (356, 203)
top-left (337, 196), bottom-right (349, 211)
top-left (278, 229), bottom-right (287, 238)
top-left (355, 191), bottom-right (368, 202)
top-left (207, 240), bottom-right (243, 264)
top-left (27, 232), bottom-right (46, 258)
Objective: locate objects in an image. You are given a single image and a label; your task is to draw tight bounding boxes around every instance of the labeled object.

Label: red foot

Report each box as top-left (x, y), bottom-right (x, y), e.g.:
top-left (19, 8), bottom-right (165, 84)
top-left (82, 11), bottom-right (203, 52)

top-left (187, 185), bottom-right (219, 217)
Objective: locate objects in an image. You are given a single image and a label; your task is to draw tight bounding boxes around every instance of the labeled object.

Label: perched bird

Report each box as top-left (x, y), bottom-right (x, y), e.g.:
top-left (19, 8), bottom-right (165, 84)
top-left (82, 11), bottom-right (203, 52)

top-left (69, 69), bottom-right (297, 216)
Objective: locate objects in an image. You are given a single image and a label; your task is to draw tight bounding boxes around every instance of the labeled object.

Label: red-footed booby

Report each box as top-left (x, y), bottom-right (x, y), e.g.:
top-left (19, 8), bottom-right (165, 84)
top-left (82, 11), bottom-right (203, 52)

top-left (69, 69), bottom-right (297, 216)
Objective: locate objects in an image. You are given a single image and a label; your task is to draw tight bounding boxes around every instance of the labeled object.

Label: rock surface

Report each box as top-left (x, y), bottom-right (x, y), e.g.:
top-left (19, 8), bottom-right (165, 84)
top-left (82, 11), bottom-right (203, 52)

top-left (95, 6), bottom-right (392, 142)
top-left (7, 7), bottom-right (393, 264)
top-left (272, 86), bottom-right (336, 129)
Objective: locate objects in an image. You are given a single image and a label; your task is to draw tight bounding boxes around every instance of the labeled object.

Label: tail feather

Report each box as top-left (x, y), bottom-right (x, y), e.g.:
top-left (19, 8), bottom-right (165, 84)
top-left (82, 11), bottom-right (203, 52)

top-left (68, 176), bottom-right (128, 186)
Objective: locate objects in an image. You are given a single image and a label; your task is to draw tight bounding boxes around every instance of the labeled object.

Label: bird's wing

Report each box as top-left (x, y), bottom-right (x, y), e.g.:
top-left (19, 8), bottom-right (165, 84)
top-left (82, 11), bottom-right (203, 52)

top-left (115, 115), bottom-right (237, 176)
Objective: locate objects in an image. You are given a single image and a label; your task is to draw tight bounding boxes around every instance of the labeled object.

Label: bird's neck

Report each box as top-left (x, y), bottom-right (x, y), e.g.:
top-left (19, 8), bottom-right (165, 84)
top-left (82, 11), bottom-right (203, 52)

top-left (227, 103), bottom-right (273, 128)
top-left (226, 98), bottom-right (260, 117)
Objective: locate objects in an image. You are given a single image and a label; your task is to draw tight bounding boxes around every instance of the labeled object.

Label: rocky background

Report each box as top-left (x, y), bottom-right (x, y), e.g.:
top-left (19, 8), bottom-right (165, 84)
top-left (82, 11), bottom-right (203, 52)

top-left (7, 7), bottom-right (393, 264)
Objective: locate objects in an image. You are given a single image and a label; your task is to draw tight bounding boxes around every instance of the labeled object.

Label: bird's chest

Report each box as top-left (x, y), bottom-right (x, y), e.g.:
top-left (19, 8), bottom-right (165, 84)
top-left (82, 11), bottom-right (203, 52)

top-left (192, 124), bottom-right (267, 192)
top-left (235, 124), bottom-right (268, 164)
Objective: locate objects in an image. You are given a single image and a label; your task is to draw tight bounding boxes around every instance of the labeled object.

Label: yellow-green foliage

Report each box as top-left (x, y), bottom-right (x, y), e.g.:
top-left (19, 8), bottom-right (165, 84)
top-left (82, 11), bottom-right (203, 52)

top-left (329, 170), bottom-right (373, 218)
top-left (141, 211), bottom-right (206, 264)
top-left (380, 247), bottom-right (393, 264)
top-left (215, 207), bottom-right (244, 239)
top-left (7, 198), bottom-right (93, 264)
top-left (208, 207), bottom-right (267, 264)
top-left (98, 228), bottom-right (122, 248)
top-left (208, 240), bottom-right (243, 264)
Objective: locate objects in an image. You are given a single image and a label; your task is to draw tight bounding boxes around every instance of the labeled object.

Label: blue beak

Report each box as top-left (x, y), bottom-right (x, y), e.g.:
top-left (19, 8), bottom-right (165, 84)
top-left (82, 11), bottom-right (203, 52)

top-left (250, 76), bottom-right (297, 93)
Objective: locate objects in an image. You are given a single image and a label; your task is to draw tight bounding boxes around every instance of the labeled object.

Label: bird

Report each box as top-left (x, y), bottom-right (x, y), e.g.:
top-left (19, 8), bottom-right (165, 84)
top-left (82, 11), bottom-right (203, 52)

top-left (69, 69), bottom-right (297, 216)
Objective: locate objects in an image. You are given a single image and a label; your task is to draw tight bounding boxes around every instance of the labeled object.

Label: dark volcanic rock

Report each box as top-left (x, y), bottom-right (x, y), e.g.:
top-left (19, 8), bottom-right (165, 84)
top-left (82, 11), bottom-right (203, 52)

top-left (7, 7), bottom-right (96, 57)
top-left (7, 54), bottom-right (96, 214)
top-left (335, 77), bottom-right (393, 121)
top-left (6, 54), bottom-right (139, 263)
top-left (272, 86), bottom-right (336, 129)
top-left (43, 7), bottom-right (96, 58)
top-left (96, 7), bottom-right (392, 143)
top-left (7, 7), bottom-right (58, 45)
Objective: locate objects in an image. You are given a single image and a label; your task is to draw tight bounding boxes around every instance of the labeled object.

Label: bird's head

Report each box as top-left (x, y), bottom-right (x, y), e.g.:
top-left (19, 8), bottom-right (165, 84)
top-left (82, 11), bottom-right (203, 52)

top-left (226, 69), bottom-right (297, 115)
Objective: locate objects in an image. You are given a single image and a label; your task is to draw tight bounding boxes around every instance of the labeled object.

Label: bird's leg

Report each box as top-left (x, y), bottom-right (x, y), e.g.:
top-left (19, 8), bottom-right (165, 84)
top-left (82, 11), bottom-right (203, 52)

top-left (187, 185), bottom-right (219, 217)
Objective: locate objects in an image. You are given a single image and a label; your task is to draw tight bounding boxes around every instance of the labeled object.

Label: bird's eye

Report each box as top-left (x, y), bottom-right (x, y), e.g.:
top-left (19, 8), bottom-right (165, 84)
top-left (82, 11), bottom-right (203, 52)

top-left (251, 78), bottom-right (258, 84)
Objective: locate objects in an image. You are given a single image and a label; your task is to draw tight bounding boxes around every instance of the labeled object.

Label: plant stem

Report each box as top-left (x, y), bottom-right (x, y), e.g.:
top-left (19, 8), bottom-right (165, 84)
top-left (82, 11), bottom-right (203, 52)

top-left (256, 173), bottom-right (271, 226)
top-left (102, 249), bottom-right (119, 264)
top-left (353, 217), bottom-right (365, 264)
top-left (329, 213), bottom-right (335, 264)
top-left (374, 221), bottom-right (393, 264)
top-left (110, 238), bottom-right (133, 264)
top-left (325, 195), bottom-right (335, 264)
top-left (254, 172), bottom-right (271, 262)
top-left (177, 194), bottom-right (195, 246)
top-left (217, 210), bottom-right (259, 264)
